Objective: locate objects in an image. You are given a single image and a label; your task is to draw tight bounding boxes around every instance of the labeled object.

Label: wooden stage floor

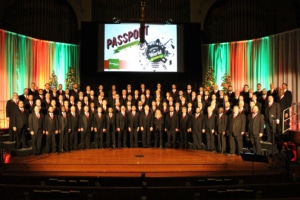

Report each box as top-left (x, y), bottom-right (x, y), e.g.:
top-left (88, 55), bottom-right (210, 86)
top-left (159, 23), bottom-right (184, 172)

top-left (0, 148), bottom-right (282, 178)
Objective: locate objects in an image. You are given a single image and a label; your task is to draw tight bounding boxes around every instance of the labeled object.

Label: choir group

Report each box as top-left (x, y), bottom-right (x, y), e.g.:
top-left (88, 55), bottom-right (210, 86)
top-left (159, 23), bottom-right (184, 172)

top-left (6, 81), bottom-right (292, 156)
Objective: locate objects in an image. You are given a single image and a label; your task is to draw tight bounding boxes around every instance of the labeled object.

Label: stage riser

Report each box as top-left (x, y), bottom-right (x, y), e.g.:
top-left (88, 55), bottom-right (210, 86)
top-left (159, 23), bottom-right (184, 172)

top-left (11, 148), bottom-right (33, 157)
top-left (0, 134), bottom-right (10, 142)
top-left (1, 141), bottom-right (15, 151)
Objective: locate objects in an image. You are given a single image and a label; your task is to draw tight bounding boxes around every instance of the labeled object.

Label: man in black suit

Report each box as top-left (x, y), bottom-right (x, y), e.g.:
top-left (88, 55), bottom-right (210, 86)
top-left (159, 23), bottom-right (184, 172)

top-left (58, 106), bottom-right (70, 152)
top-left (43, 83), bottom-right (53, 96)
top-left (165, 106), bottom-right (179, 148)
top-left (127, 105), bottom-right (140, 148)
top-left (189, 107), bottom-right (204, 150)
top-left (228, 106), bottom-right (246, 155)
top-left (216, 107), bottom-right (228, 153)
top-left (247, 106), bottom-right (264, 155)
top-left (282, 83), bottom-right (292, 107)
top-left (79, 105), bottom-right (93, 149)
top-left (44, 106), bottom-right (59, 153)
top-left (106, 107), bottom-right (116, 148)
top-left (140, 105), bottom-right (153, 147)
top-left (11, 100), bottom-right (28, 149)
top-left (93, 107), bottom-right (106, 148)
top-left (28, 106), bottom-right (44, 155)
top-left (69, 106), bottom-right (79, 150)
top-left (69, 83), bottom-right (80, 100)
top-left (28, 82), bottom-right (38, 99)
top-left (203, 106), bottom-right (217, 151)
top-left (240, 84), bottom-right (250, 104)
top-left (278, 88), bottom-right (290, 133)
top-left (254, 83), bottom-right (263, 102)
top-left (145, 89), bottom-right (153, 106)
top-left (179, 107), bottom-right (190, 149)
top-left (264, 95), bottom-right (281, 143)
top-left (227, 85), bottom-right (235, 103)
top-left (224, 101), bottom-right (232, 115)
top-left (210, 84), bottom-right (220, 100)
top-left (57, 84), bottom-right (65, 96)
top-left (19, 88), bottom-right (29, 102)
top-left (116, 105), bottom-right (128, 148)
top-left (24, 94), bottom-right (35, 114)
top-left (6, 92), bottom-right (20, 141)
top-left (267, 83), bottom-right (278, 102)
top-left (170, 84), bottom-right (179, 100)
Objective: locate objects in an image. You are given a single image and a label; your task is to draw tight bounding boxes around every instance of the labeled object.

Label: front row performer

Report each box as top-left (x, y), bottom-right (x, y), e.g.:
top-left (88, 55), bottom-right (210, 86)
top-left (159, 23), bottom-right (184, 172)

top-left (93, 106), bottom-right (106, 148)
top-left (189, 107), bottom-right (204, 150)
top-left (216, 107), bottom-right (228, 154)
top-left (165, 106), bottom-right (179, 148)
top-left (247, 105), bottom-right (264, 155)
top-left (153, 109), bottom-right (164, 148)
top-left (28, 106), bottom-right (44, 155)
top-left (203, 106), bottom-right (216, 151)
top-left (140, 105), bottom-right (153, 148)
top-left (228, 106), bottom-right (246, 155)
top-left (11, 101), bottom-right (28, 149)
top-left (106, 107), bottom-right (116, 148)
top-left (127, 105), bottom-right (140, 148)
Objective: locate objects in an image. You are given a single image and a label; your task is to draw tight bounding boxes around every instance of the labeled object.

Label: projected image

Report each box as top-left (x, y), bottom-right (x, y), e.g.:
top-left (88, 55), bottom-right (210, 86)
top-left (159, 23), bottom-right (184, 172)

top-left (104, 24), bottom-right (177, 72)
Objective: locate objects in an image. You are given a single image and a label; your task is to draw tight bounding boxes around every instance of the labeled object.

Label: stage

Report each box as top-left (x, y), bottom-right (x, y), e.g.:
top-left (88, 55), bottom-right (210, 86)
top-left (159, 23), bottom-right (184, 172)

top-left (0, 148), bottom-right (282, 178)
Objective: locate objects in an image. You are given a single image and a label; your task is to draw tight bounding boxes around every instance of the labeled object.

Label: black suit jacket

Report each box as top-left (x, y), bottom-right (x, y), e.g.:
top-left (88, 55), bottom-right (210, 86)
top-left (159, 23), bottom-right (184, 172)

top-left (216, 114), bottom-right (228, 134)
top-left (264, 102), bottom-right (281, 124)
top-left (44, 114), bottom-right (58, 133)
top-left (69, 112), bottom-right (79, 132)
top-left (228, 113), bottom-right (246, 136)
top-left (28, 112), bottom-right (44, 133)
top-left (165, 112), bottom-right (179, 131)
top-left (106, 113), bottom-right (116, 133)
top-left (191, 113), bottom-right (204, 133)
top-left (247, 113), bottom-right (264, 136)
top-left (93, 113), bottom-right (106, 131)
top-left (139, 112), bottom-right (153, 130)
top-left (79, 113), bottom-right (93, 131)
top-left (6, 99), bottom-right (19, 119)
top-left (203, 114), bottom-right (216, 132)
top-left (179, 114), bottom-right (190, 132)
top-left (127, 112), bottom-right (140, 129)
top-left (284, 90), bottom-right (292, 107)
top-left (267, 90), bottom-right (278, 102)
top-left (116, 112), bottom-right (127, 131)
top-left (11, 108), bottom-right (28, 129)
top-left (153, 116), bottom-right (165, 132)
top-left (58, 114), bottom-right (69, 133)
top-left (278, 95), bottom-right (290, 113)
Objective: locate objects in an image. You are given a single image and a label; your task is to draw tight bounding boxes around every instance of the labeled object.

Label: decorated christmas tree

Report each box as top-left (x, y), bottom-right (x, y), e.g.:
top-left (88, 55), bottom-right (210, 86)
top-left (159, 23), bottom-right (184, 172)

top-left (221, 73), bottom-right (232, 94)
top-left (203, 66), bottom-right (215, 91)
top-left (65, 68), bottom-right (77, 90)
top-left (49, 71), bottom-right (58, 89)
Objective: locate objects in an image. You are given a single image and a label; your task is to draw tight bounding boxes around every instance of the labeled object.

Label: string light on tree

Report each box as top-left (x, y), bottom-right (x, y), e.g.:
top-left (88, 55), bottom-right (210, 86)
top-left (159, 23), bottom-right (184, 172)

top-left (49, 71), bottom-right (58, 89)
top-left (65, 68), bottom-right (77, 90)
top-left (203, 66), bottom-right (216, 91)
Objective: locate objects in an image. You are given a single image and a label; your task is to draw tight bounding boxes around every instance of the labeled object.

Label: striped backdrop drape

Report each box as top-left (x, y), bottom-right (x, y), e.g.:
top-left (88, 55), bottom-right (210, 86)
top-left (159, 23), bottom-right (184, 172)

top-left (0, 29), bottom-right (80, 101)
top-left (202, 28), bottom-right (300, 104)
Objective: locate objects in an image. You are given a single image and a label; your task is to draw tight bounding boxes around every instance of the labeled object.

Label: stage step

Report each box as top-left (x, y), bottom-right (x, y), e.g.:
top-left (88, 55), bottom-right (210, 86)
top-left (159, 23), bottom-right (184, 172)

top-left (0, 133), bottom-right (10, 142)
top-left (1, 141), bottom-right (15, 150)
top-left (11, 147), bottom-right (33, 156)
